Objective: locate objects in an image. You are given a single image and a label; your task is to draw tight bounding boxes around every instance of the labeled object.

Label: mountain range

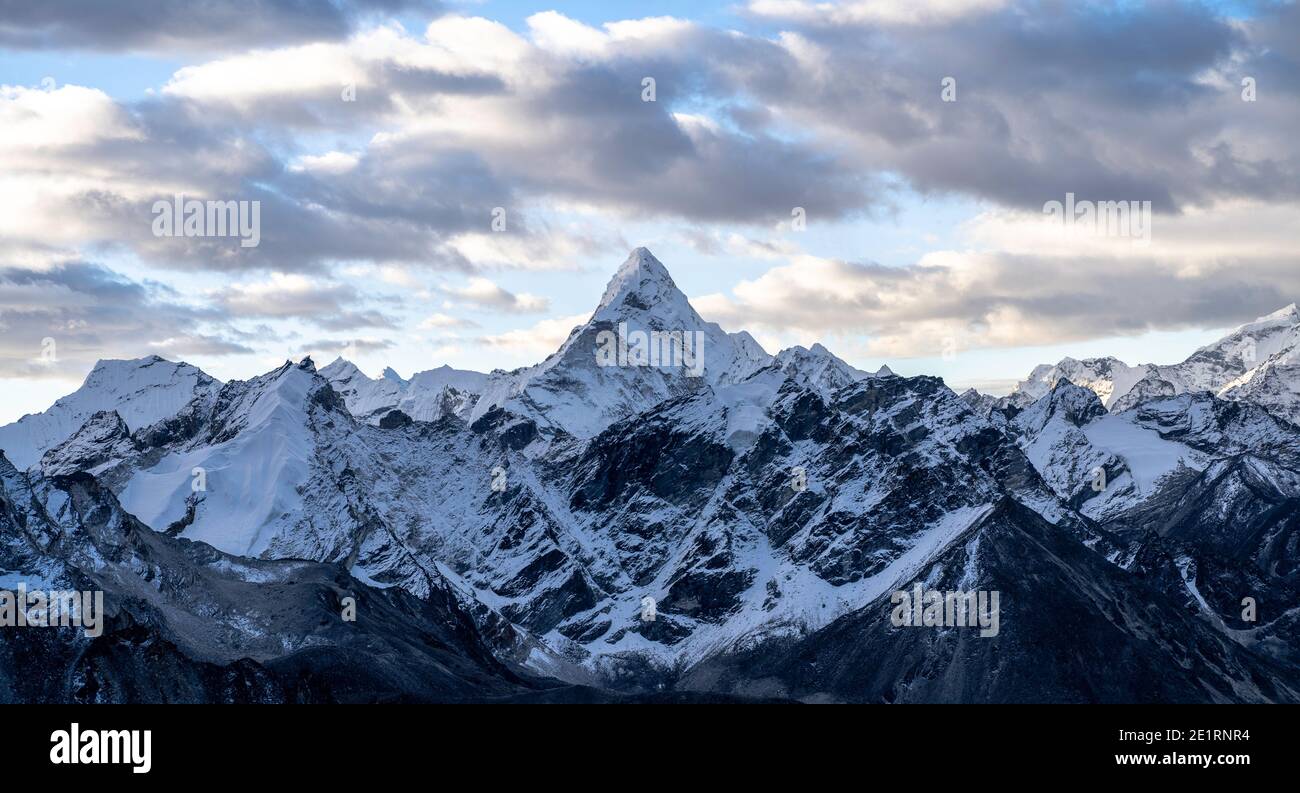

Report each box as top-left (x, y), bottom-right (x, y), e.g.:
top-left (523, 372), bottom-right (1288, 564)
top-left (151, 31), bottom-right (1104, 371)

top-left (2, 248), bottom-right (1297, 703)
top-left (995, 303), bottom-right (1300, 420)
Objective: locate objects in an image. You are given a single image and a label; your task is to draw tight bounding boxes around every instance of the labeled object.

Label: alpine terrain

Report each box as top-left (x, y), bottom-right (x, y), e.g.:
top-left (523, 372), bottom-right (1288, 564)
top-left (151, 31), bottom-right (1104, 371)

top-left (2, 249), bottom-right (1297, 703)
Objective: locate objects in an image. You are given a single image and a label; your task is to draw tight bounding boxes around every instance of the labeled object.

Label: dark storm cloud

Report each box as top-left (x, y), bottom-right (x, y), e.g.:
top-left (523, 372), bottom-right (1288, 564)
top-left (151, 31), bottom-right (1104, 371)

top-left (147, 24), bottom-right (881, 227)
top-left (210, 275), bottom-right (401, 330)
top-left (0, 0), bottom-right (441, 52)
top-left (470, 60), bottom-right (878, 223)
top-left (0, 262), bottom-right (251, 378)
top-left (17, 94), bottom-right (518, 273)
top-left (725, 0), bottom-right (1300, 212)
top-left (10, 1), bottom-right (1300, 283)
top-left (299, 337), bottom-right (394, 353)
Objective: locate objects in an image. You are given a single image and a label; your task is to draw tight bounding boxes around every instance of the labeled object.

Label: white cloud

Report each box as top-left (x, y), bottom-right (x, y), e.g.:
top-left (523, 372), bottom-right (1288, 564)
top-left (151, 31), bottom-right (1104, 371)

top-left (525, 11), bottom-right (691, 59)
top-left (289, 151), bottom-right (361, 175)
top-left (419, 16), bottom-right (535, 80)
top-left (0, 84), bottom-right (140, 152)
top-left (526, 11), bottom-right (609, 59)
top-left (442, 276), bottom-right (549, 313)
top-left (746, 0), bottom-right (1009, 26)
top-left (445, 230), bottom-right (602, 271)
top-left (478, 312), bottom-right (589, 355)
top-left (212, 273), bottom-right (395, 329)
top-left (162, 40), bottom-right (363, 106)
top-left (696, 199), bottom-right (1300, 359)
top-left (215, 273), bottom-right (333, 316)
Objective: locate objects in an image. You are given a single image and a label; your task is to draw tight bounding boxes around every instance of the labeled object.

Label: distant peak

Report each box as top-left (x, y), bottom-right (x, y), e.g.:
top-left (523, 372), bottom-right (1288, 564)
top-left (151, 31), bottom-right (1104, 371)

top-left (616, 247), bottom-right (673, 283)
top-left (90, 354), bottom-right (168, 372)
top-left (1043, 378), bottom-right (1107, 424)
top-left (776, 343), bottom-right (846, 364)
top-left (319, 358), bottom-right (364, 382)
top-left (1050, 378), bottom-right (1090, 395)
top-left (381, 366), bottom-right (406, 383)
top-left (875, 364), bottom-right (895, 377)
top-left (626, 246), bottom-right (664, 269)
top-left (298, 356), bottom-right (316, 373)
top-left (596, 247), bottom-right (682, 314)
top-left (1252, 302), bottom-right (1299, 323)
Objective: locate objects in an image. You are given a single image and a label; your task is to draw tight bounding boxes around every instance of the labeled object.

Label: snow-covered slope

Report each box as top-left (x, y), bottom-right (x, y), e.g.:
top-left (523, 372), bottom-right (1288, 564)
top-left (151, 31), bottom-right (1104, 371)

top-left (678, 496), bottom-right (1298, 703)
top-left (1165, 303), bottom-right (1300, 393)
top-left (118, 358), bottom-right (323, 556)
top-left (1214, 307), bottom-right (1300, 424)
top-left (1006, 384), bottom-right (1300, 670)
top-left (0, 355), bottom-right (219, 470)
top-left (1007, 381), bottom-right (1209, 522)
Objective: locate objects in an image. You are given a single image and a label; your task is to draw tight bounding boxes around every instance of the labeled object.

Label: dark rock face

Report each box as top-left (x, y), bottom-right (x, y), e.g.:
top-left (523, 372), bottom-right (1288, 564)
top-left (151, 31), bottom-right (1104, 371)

top-left (133, 399), bottom-right (208, 450)
top-left (378, 409), bottom-right (413, 429)
top-left (1123, 457), bottom-right (1300, 667)
top-left (570, 400), bottom-right (734, 512)
top-left (39, 410), bottom-right (140, 477)
top-left (679, 501), bottom-right (1299, 703)
top-left (663, 568), bottom-right (755, 621)
top-left (470, 406), bottom-right (539, 450)
top-left (501, 564), bottom-right (599, 632)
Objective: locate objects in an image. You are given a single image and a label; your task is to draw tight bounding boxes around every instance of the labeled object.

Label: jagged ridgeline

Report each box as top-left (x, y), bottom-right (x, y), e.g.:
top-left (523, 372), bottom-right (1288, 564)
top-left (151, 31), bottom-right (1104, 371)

top-left (2, 249), bottom-right (1297, 703)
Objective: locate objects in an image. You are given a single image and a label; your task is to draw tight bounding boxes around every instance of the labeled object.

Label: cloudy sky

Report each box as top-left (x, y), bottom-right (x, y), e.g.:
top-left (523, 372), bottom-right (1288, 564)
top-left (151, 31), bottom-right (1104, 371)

top-left (2, 0), bottom-right (1299, 423)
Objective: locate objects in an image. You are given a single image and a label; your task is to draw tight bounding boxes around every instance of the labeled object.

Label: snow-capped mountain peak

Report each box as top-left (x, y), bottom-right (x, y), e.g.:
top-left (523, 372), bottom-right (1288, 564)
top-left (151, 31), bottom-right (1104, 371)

top-left (320, 357), bottom-right (408, 422)
top-left (1008, 356), bottom-right (1149, 409)
top-left (1014, 379), bottom-right (1107, 433)
top-left (1236, 301), bottom-right (1298, 328)
top-left (463, 247), bottom-right (773, 438)
top-left (1001, 302), bottom-right (1300, 422)
top-left (594, 247), bottom-right (683, 318)
top-left (773, 342), bottom-right (870, 395)
top-left (314, 249), bottom-right (922, 438)
top-left (319, 356), bottom-right (361, 379)
top-left (321, 356), bottom-right (489, 425)
top-left (0, 355), bottom-right (219, 470)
